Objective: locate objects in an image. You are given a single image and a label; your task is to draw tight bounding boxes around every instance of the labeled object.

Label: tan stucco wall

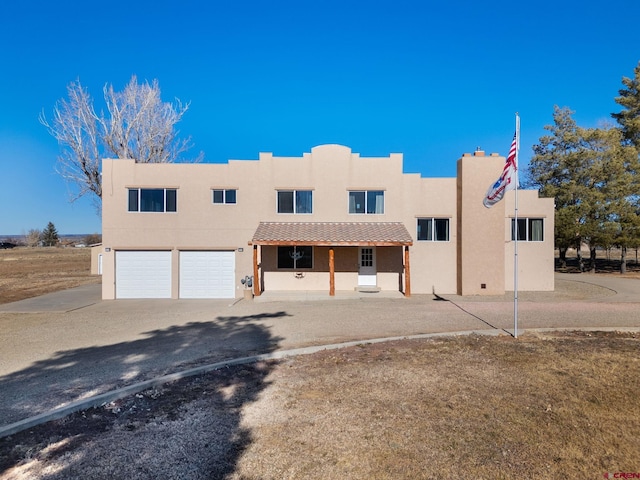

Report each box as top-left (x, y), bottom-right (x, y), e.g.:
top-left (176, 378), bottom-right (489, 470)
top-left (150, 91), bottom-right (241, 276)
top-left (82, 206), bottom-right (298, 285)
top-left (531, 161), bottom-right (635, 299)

top-left (100, 144), bottom-right (554, 299)
top-left (503, 190), bottom-right (555, 291)
top-left (457, 152), bottom-right (506, 295)
top-left (409, 177), bottom-right (458, 296)
top-left (90, 245), bottom-right (103, 275)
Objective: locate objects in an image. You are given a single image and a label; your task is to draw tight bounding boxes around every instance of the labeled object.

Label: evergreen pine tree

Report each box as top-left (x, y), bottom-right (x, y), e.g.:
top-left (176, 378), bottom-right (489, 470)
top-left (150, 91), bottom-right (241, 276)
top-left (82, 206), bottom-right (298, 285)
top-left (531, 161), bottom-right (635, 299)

top-left (41, 222), bottom-right (59, 247)
top-left (528, 106), bottom-right (602, 270)
top-left (612, 61), bottom-right (640, 150)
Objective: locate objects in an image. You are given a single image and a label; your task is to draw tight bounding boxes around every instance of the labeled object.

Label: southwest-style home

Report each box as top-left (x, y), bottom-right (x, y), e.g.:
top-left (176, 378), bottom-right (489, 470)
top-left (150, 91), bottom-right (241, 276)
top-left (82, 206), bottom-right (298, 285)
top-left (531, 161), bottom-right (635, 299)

top-left (98, 144), bottom-right (554, 300)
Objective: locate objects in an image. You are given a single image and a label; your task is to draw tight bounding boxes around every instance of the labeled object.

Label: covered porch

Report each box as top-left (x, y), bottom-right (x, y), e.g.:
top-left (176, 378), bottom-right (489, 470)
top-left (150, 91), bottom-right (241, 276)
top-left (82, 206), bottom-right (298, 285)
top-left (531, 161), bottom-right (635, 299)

top-left (250, 222), bottom-right (413, 297)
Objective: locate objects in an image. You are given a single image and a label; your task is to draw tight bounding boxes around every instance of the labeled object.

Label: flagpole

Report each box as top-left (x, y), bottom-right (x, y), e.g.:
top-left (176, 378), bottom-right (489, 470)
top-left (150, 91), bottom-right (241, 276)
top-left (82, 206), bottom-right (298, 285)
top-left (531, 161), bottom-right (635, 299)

top-left (482, 114), bottom-right (521, 338)
top-left (514, 113), bottom-right (520, 339)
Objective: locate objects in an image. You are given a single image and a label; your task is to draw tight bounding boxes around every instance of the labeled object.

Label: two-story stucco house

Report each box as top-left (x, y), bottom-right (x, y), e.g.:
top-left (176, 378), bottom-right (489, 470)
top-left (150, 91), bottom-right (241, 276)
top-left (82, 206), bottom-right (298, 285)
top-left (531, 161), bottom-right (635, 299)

top-left (98, 144), bottom-right (554, 300)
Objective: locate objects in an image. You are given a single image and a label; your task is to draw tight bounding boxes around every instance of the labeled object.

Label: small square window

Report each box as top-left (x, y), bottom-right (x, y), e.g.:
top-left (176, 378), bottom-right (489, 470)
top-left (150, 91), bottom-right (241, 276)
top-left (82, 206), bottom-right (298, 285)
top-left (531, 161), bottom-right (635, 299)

top-left (511, 218), bottom-right (544, 241)
top-left (434, 219), bottom-right (449, 241)
top-left (277, 191), bottom-right (294, 213)
top-left (417, 218), bottom-right (449, 241)
top-left (213, 190), bottom-right (224, 204)
top-left (295, 191), bottom-right (312, 213)
top-left (417, 218), bottom-right (432, 241)
top-left (530, 219), bottom-right (543, 241)
top-left (213, 189), bottom-right (237, 204)
top-left (349, 191), bottom-right (365, 214)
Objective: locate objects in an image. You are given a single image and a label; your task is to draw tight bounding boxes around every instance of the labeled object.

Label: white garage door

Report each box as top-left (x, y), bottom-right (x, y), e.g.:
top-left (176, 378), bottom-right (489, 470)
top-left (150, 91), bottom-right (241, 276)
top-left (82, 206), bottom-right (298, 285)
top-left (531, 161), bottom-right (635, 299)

top-left (180, 251), bottom-right (235, 299)
top-left (116, 251), bottom-right (172, 299)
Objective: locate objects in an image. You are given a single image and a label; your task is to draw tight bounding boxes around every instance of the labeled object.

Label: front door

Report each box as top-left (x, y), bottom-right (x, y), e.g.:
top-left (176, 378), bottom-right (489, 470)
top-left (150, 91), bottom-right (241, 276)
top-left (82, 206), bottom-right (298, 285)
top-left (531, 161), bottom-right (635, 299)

top-left (358, 247), bottom-right (377, 286)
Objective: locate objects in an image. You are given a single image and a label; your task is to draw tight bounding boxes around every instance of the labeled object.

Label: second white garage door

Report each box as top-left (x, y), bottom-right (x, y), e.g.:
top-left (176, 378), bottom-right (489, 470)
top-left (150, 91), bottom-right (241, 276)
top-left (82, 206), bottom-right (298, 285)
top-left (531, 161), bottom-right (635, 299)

top-left (179, 251), bottom-right (235, 299)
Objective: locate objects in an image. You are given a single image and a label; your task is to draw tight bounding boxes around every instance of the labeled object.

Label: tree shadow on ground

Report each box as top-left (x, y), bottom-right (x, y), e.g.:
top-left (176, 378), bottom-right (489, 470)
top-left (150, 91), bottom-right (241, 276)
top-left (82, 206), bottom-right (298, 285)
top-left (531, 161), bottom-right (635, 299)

top-left (558, 257), bottom-right (640, 274)
top-left (0, 312), bottom-right (287, 478)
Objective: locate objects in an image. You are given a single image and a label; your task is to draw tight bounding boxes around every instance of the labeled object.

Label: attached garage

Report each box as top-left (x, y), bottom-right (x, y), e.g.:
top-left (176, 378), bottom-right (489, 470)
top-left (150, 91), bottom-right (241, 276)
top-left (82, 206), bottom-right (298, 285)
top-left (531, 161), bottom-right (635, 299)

top-left (179, 251), bottom-right (236, 299)
top-left (115, 251), bottom-right (172, 299)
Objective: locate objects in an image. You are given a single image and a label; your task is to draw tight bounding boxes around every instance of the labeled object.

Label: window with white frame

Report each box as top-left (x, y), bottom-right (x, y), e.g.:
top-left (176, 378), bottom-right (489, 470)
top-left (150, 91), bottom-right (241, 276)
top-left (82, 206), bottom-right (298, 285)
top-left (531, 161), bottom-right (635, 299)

top-left (128, 188), bottom-right (177, 212)
top-left (348, 190), bottom-right (384, 214)
top-left (417, 218), bottom-right (450, 241)
top-left (511, 218), bottom-right (544, 241)
top-left (277, 190), bottom-right (313, 214)
top-left (277, 246), bottom-right (313, 269)
top-left (212, 189), bottom-right (237, 204)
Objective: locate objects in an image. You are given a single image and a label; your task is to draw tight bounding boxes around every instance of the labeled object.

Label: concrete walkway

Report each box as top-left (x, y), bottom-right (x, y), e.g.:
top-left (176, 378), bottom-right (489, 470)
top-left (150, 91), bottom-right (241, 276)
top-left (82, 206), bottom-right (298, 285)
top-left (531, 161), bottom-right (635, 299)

top-left (0, 283), bottom-right (102, 313)
top-left (1, 272), bottom-right (639, 434)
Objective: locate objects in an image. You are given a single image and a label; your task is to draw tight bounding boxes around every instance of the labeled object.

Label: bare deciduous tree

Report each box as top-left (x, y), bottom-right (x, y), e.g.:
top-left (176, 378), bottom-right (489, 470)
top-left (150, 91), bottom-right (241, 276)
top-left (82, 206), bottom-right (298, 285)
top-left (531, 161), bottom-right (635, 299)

top-left (40, 76), bottom-right (201, 204)
top-left (24, 229), bottom-right (42, 247)
top-left (83, 233), bottom-right (102, 245)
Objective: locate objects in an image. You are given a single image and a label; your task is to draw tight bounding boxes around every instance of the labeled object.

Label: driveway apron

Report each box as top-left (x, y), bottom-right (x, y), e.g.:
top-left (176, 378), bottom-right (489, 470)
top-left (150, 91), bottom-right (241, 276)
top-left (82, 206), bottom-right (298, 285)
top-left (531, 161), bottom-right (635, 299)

top-left (1, 273), bottom-right (639, 429)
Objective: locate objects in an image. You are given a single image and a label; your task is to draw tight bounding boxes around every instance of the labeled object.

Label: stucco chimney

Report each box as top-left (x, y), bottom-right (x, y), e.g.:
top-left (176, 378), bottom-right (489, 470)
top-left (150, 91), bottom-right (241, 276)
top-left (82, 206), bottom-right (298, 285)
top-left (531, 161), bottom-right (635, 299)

top-left (456, 152), bottom-right (506, 295)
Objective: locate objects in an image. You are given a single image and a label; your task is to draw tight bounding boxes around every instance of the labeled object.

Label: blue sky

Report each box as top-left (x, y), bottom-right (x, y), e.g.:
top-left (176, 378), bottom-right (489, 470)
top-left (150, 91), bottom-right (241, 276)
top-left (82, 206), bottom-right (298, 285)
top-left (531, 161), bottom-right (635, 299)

top-left (1, 0), bottom-right (639, 235)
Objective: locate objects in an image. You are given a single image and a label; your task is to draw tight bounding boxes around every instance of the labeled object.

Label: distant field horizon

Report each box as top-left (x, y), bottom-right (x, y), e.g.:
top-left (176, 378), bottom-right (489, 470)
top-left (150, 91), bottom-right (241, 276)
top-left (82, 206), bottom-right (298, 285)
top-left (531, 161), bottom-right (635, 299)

top-left (0, 234), bottom-right (100, 241)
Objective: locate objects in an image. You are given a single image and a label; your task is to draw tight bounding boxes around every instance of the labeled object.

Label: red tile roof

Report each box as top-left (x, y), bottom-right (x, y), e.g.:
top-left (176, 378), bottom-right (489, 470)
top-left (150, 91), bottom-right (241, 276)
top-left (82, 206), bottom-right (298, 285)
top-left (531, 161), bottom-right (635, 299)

top-left (251, 222), bottom-right (413, 246)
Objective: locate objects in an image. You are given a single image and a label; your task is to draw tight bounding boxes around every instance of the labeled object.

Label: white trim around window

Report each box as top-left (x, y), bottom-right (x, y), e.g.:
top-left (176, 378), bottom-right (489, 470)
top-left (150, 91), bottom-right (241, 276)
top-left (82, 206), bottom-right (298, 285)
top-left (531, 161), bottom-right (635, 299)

top-left (277, 190), bottom-right (313, 214)
top-left (417, 217), bottom-right (450, 241)
top-left (348, 190), bottom-right (384, 214)
top-left (212, 189), bottom-right (237, 204)
top-left (511, 218), bottom-right (544, 242)
top-left (128, 188), bottom-right (177, 213)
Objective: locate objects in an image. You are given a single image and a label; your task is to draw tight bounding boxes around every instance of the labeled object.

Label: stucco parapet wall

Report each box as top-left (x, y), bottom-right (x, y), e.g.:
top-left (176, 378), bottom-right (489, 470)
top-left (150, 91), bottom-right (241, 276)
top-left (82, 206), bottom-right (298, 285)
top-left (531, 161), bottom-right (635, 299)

top-left (251, 222), bottom-right (413, 246)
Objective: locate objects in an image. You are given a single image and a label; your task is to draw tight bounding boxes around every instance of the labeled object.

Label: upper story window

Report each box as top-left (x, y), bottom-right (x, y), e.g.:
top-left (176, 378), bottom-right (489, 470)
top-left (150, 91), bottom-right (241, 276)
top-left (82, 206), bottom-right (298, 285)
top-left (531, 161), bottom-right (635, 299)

top-left (277, 190), bottom-right (313, 214)
top-left (349, 190), bottom-right (384, 214)
top-left (417, 218), bottom-right (450, 241)
top-left (213, 189), bottom-right (237, 204)
top-left (511, 218), bottom-right (544, 241)
top-left (128, 188), bottom-right (177, 212)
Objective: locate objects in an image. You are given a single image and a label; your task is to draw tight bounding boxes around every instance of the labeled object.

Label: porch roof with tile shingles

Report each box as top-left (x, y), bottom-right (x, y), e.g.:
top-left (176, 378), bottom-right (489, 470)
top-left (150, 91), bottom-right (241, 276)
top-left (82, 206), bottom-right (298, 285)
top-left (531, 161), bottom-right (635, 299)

top-left (251, 222), bottom-right (413, 246)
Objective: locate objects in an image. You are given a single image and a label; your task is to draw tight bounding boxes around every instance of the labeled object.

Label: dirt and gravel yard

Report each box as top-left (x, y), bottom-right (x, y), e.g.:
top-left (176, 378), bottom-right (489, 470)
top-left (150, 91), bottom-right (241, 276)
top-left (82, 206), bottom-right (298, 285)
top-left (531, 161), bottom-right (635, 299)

top-left (1, 331), bottom-right (639, 479)
top-left (1, 248), bottom-right (639, 479)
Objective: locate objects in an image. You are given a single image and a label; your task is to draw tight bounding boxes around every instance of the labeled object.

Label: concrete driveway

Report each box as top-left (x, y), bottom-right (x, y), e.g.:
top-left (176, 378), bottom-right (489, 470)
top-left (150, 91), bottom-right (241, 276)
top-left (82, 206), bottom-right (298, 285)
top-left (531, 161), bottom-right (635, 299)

top-left (1, 272), bottom-right (639, 430)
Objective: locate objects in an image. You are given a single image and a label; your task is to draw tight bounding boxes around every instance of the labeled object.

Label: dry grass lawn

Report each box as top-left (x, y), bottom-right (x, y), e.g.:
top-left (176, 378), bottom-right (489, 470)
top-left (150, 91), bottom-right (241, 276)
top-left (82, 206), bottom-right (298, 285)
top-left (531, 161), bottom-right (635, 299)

top-left (1, 332), bottom-right (639, 479)
top-left (0, 247), bottom-right (99, 304)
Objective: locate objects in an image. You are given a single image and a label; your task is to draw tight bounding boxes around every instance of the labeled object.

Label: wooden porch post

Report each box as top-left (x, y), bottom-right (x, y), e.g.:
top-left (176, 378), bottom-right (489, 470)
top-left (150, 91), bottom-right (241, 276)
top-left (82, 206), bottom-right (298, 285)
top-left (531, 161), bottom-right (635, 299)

top-left (329, 247), bottom-right (335, 296)
top-left (253, 245), bottom-right (261, 296)
top-left (404, 245), bottom-right (411, 297)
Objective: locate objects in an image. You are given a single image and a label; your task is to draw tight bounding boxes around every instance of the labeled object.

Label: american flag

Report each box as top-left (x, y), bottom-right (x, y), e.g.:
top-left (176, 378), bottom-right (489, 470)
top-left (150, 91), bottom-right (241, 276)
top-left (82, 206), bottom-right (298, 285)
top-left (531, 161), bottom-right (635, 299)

top-left (483, 133), bottom-right (519, 208)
